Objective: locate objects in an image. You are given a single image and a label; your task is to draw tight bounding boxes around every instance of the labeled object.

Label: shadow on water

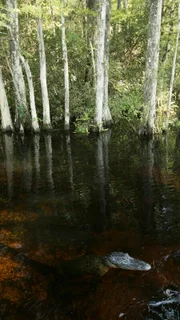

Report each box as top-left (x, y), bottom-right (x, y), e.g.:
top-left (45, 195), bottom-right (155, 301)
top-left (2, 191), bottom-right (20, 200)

top-left (1, 125), bottom-right (180, 319)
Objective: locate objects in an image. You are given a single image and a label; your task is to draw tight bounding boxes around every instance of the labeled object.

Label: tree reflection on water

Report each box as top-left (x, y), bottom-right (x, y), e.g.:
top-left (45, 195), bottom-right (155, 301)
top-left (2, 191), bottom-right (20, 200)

top-left (0, 128), bottom-right (180, 319)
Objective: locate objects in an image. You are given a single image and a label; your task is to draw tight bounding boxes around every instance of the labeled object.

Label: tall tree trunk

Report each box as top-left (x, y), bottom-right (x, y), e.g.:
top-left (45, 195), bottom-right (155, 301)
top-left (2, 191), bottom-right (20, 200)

top-left (49, 0), bottom-right (56, 36)
top-left (166, 3), bottom-right (180, 130)
top-left (6, 0), bottom-right (29, 132)
top-left (103, 0), bottom-right (112, 128)
top-left (161, 0), bottom-right (175, 63)
top-left (95, 0), bottom-right (107, 131)
top-left (117, 0), bottom-right (127, 10)
top-left (61, 10), bottom-right (70, 131)
top-left (0, 67), bottom-right (14, 132)
top-left (37, 17), bottom-right (51, 130)
top-left (85, 0), bottom-right (97, 84)
top-left (123, 0), bottom-right (128, 10)
top-left (139, 0), bottom-right (163, 136)
top-left (117, 0), bottom-right (122, 10)
top-left (20, 55), bottom-right (40, 133)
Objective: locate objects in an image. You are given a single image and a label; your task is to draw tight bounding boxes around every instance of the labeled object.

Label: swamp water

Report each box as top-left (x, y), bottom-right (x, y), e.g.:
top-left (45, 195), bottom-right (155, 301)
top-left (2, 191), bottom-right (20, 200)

top-left (0, 125), bottom-right (180, 319)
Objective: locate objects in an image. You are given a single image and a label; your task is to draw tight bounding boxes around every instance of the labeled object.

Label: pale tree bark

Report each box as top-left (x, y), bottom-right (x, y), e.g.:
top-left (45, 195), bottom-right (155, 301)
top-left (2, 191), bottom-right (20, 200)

top-left (89, 40), bottom-right (96, 86)
top-left (20, 55), bottom-right (40, 133)
top-left (6, 0), bottom-right (29, 132)
top-left (0, 67), bottom-right (14, 132)
top-left (139, 0), bottom-right (163, 136)
top-left (85, 0), bottom-right (97, 84)
top-left (161, 0), bottom-right (175, 63)
top-left (166, 3), bottom-right (180, 130)
top-left (123, 0), bottom-right (128, 10)
top-left (95, 0), bottom-right (112, 132)
top-left (103, 0), bottom-right (112, 128)
top-left (117, 0), bottom-right (128, 10)
top-left (61, 8), bottom-right (70, 131)
top-left (49, 0), bottom-right (56, 36)
top-left (37, 17), bottom-right (51, 130)
top-left (95, 0), bottom-right (107, 131)
top-left (162, 0), bottom-right (175, 62)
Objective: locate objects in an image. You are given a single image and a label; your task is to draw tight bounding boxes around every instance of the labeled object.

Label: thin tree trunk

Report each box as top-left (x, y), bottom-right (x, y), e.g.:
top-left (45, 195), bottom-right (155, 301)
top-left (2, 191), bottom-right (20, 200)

top-left (85, 0), bottom-right (97, 84)
top-left (49, 0), bottom-right (56, 36)
top-left (20, 55), bottom-right (40, 133)
top-left (37, 17), bottom-right (51, 130)
top-left (0, 67), bottom-right (14, 132)
top-left (117, 0), bottom-right (122, 10)
top-left (6, 0), bottom-right (29, 132)
top-left (103, 0), bottom-right (112, 128)
top-left (161, 0), bottom-right (175, 63)
top-left (95, 0), bottom-right (107, 131)
top-left (123, 0), bottom-right (128, 10)
top-left (117, 0), bottom-right (127, 10)
top-left (139, 0), bottom-right (163, 136)
top-left (61, 9), bottom-right (70, 131)
top-left (166, 3), bottom-right (180, 130)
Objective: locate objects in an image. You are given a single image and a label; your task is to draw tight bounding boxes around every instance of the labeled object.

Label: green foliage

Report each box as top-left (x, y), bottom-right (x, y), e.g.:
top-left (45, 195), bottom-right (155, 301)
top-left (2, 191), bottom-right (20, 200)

top-left (110, 84), bottom-right (143, 122)
top-left (110, 0), bottom-right (148, 83)
top-left (74, 114), bottom-right (90, 134)
top-left (0, 0), bottom-right (180, 132)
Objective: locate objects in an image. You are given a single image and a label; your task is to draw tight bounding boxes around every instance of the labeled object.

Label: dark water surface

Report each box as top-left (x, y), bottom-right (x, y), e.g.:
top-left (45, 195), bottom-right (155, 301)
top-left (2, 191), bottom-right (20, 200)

top-left (0, 125), bottom-right (180, 319)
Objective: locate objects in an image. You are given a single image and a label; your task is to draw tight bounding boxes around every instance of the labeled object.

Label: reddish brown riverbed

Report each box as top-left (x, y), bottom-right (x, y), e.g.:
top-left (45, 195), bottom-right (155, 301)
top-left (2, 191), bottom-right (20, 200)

top-left (0, 128), bottom-right (180, 319)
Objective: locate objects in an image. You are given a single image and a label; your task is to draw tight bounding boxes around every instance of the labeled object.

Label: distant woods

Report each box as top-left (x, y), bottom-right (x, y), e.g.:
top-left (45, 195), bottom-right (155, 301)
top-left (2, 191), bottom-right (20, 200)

top-left (0, 0), bottom-right (180, 135)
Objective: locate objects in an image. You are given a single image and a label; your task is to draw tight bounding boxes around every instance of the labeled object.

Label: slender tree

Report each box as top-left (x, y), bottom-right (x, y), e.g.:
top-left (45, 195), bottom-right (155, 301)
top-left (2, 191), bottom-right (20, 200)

top-left (20, 55), bottom-right (40, 133)
top-left (5, 0), bottom-right (29, 132)
top-left (123, 0), bottom-right (128, 10)
top-left (161, 0), bottom-right (175, 63)
top-left (61, 3), bottom-right (70, 131)
top-left (103, 0), bottom-right (112, 128)
top-left (0, 67), bottom-right (14, 132)
top-left (117, 0), bottom-right (122, 10)
top-left (95, 0), bottom-right (106, 131)
top-left (37, 16), bottom-right (51, 130)
top-left (85, 0), bottom-right (97, 84)
top-left (117, 0), bottom-right (128, 10)
top-left (139, 0), bottom-right (163, 136)
top-left (95, 0), bottom-right (112, 131)
top-left (49, 0), bottom-right (56, 36)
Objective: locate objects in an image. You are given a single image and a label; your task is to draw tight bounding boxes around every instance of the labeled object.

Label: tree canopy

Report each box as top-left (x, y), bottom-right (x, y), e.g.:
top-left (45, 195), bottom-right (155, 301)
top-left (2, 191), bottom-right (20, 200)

top-left (0, 0), bottom-right (179, 134)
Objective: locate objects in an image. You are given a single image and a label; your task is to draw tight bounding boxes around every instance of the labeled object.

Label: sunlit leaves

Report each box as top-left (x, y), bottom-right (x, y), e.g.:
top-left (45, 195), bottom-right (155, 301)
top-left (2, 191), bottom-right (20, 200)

top-left (0, 5), bottom-right (9, 30)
